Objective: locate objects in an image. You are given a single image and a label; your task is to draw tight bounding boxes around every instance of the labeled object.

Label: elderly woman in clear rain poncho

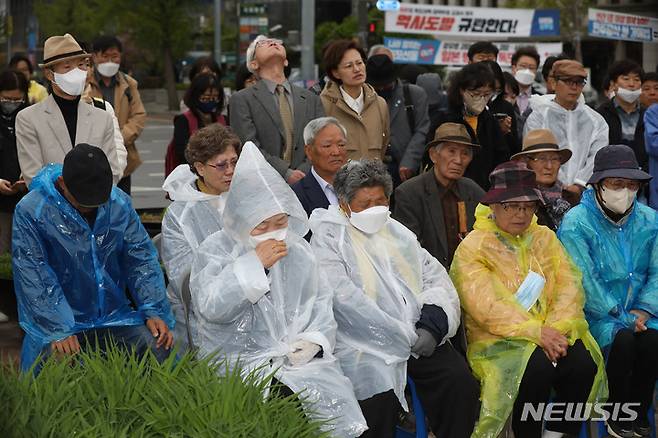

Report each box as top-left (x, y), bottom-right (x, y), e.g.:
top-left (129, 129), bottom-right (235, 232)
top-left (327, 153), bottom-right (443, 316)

top-left (309, 159), bottom-right (479, 438)
top-left (450, 161), bottom-right (607, 438)
top-left (161, 124), bottom-right (240, 350)
top-left (189, 142), bottom-right (367, 438)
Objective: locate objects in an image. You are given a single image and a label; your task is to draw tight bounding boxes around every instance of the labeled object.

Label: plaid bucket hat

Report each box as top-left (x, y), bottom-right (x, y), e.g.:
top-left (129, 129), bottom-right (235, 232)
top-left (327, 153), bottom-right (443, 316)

top-left (481, 161), bottom-right (544, 205)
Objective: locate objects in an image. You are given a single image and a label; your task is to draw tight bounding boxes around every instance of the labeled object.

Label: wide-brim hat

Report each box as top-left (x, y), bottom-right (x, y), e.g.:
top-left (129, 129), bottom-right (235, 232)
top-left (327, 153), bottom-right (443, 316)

top-left (39, 33), bottom-right (90, 68)
top-left (587, 144), bottom-right (652, 185)
top-left (511, 128), bottom-right (572, 164)
top-left (481, 161), bottom-right (545, 205)
top-left (426, 122), bottom-right (479, 150)
top-left (366, 54), bottom-right (396, 87)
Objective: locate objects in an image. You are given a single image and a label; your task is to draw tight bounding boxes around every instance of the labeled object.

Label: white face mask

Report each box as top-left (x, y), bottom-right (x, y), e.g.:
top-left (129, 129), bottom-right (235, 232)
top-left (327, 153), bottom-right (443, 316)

top-left (514, 69), bottom-right (535, 86)
top-left (96, 62), bottom-right (120, 78)
top-left (53, 68), bottom-right (87, 96)
top-left (600, 186), bottom-right (637, 215)
top-left (615, 87), bottom-right (642, 104)
top-left (249, 227), bottom-right (288, 248)
top-left (348, 205), bottom-right (390, 234)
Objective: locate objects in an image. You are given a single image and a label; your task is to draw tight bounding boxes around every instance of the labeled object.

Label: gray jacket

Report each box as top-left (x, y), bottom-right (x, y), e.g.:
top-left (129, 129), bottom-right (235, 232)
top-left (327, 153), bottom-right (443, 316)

top-left (388, 80), bottom-right (430, 171)
top-left (229, 80), bottom-right (324, 178)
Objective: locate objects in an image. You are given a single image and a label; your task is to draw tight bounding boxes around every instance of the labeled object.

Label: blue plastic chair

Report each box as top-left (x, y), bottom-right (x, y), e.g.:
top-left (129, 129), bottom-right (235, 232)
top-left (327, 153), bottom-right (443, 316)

top-left (395, 377), bottom-right (428, 438)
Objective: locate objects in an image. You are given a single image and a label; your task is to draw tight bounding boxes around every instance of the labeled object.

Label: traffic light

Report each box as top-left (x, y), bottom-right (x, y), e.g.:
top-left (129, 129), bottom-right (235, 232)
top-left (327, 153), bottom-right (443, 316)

top-left (367, 20), bottom-right (380, 47)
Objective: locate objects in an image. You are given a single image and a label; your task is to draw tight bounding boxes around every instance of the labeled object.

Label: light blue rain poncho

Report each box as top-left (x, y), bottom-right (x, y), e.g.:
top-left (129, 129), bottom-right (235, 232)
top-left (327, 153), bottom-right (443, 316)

top-left (190, 142), bottom-right (367, 438)
top-left (161, 164), bottom-right (227, 350)
top-left (558, 188), bottom-right (658, 349)
top-left (12, 164), bottom-right (175, 370)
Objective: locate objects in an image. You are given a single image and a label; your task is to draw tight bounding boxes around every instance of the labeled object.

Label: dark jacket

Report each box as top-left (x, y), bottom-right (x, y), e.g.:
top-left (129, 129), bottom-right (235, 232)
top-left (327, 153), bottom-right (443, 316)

top-left (291, 171), bottom-right (330, 217)
top-left (393, 171), bottom-right (484, 268)
top-left (387, 80), bottom-right (430, 172)
top-left (427, 106), bottom-right (509, 190)
top-left (0, 105), bottom-right (28, 212)
top-left (596, 99), bottom-right (647, 171)
top-left (230, 80), bottom-right (324, 178)
top-left (488, 97), bottom-right (521, 155)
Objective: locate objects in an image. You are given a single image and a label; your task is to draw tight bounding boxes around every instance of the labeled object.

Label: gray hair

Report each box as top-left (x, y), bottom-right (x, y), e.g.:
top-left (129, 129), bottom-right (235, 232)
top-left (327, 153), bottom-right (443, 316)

top-left (367, 44), bottom-right (394, 60)
top-left (334, 159), bottom-right (393, 203)
top-left (246, 35), bottom-right (268, 74)
top-left (303, 117), bottom-right (348, 145)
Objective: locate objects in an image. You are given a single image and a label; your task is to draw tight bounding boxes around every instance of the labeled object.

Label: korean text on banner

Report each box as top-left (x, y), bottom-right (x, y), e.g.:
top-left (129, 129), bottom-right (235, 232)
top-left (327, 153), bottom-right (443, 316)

top-left (385, 2), bottom-right (560, 38)
top-left (383, 37), bottom-right (563, 67)
top-left (588, 8), bottom-right (658, 43)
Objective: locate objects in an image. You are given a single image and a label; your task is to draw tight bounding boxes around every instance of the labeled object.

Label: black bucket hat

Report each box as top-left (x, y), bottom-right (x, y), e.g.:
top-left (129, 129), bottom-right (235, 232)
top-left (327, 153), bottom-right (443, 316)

top-left (587, 144), bottom-right (652, 185)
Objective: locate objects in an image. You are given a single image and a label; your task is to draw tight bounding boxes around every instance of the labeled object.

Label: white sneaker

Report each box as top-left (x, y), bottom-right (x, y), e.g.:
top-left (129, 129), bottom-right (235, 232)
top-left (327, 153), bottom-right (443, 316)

top-left (0, 311), bottom-right (9, 322)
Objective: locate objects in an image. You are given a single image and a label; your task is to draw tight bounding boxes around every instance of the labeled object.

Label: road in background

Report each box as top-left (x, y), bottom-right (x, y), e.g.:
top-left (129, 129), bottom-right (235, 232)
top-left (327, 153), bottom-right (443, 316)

top-left (131, 118), bottom-right (173, 210)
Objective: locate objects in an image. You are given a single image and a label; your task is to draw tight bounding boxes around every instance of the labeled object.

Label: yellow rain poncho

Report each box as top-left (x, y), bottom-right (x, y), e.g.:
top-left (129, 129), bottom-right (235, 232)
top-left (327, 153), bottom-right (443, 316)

top-left (449, 204), bottom-right (607, 438)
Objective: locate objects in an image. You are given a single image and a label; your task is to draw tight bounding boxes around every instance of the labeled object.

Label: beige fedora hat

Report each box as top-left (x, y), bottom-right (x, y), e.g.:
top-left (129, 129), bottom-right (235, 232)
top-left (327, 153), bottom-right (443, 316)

top-left (39, 33), bottom-right (90, 68)
top-left (511, 129), bottom-right (572, 164)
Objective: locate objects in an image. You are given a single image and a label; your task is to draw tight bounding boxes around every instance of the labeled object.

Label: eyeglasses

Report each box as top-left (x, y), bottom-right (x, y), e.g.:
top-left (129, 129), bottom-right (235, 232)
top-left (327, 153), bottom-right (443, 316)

top-left (602, 178), bottom-right (641, 191)
top-left (0, 98), bottom-right (24, 104)
top-left (516, 64), bottom-right (537, 71)
top-left (199, 96), bottom-right (219, 103)
top-left (558, 77), bottom-right (586, 88)
top-left (501, 202), bottom-right (537, 215)
top-left (339, 59), bottom-right (365, 70)
top-left (527, 156), bottom-right (561, 165)
top-left (256, 38), bottom-right (283, 48)
top-left (465, 90), bottom-right (493, 101)
top-left (207, 158), bottom-right (238, 173)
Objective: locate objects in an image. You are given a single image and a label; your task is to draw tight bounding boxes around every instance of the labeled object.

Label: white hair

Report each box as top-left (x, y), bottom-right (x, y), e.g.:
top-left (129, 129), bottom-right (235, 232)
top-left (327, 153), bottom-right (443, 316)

top-left (246, 35), bottom-right (268, 74)
top-left (367, 44), bottom-right (394, 60)
top-left (303, 117), bottom-right (347, 145)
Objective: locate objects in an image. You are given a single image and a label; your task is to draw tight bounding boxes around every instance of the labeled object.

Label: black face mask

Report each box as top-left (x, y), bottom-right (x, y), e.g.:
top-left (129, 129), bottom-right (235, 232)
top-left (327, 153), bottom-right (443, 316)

top-left (0, 101), bottom-right (24, 115)
top-left (375, 82), bottom-right (396, 100)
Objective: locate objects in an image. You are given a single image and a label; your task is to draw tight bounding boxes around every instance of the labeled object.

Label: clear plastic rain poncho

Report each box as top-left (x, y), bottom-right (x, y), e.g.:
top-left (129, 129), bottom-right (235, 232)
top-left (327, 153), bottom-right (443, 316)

top-left (558, 189), bottom-right (658, 349)
top-left (524, 96), bottom-right (608, 187)
top-left (308, 205), bottom-right (461, 410)
top-left (12, 164), bottom-right (174, 370)
top-left (449, 204), bottom-right (607, 438)
top-left (189, 143), bottom-right (367, 438)
top-left (161, 164), bottom-right (227, 350)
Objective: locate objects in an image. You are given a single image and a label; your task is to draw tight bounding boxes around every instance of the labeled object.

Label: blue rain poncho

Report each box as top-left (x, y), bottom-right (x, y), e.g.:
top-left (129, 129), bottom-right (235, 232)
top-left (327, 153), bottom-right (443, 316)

top-left (190, 143), bottom-right (367, 438)
top-left (13, 164), bottom-right (174, 370)
top-left (558, 189), bottom-right (658, 349)
top-left (161, 164), bottom-right (227, 350)
top-left (308, 205), bottom-right (461, 411)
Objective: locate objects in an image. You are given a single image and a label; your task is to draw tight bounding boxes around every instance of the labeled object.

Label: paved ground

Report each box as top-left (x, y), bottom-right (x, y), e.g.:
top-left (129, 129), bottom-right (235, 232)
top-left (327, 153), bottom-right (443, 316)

top-left (0, 110), bottom-right (177, 367)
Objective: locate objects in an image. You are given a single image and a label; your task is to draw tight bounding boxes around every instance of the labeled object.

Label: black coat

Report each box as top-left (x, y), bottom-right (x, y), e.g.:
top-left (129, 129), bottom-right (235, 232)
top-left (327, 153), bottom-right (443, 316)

top-left (426, 106), bottom-right (510, 190)
top-left (393, 171), bottom-right (484, 268)
top-left (291, 171), bottom-right (330, 217)
top-left (488, 97), bottom-right (521, 155)
top-left (0, 107), bottom-right (26, 212)
top-left (596, 99), bottom-right (647, 171)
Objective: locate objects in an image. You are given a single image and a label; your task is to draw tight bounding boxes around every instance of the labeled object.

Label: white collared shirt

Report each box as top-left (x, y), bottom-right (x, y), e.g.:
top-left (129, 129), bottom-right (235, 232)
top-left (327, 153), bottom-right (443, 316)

top-left (339, 85), bottom-right (364, 115)
top-left (311, 167), bottom-right (339, 206)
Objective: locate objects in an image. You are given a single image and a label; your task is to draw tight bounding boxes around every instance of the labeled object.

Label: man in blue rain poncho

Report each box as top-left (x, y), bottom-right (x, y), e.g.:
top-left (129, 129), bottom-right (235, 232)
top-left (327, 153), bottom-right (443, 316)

top-left (13, 144), bottom-right (175, 372)
top-left (189, 142), bottom-right (367, 438)
top-left (558, 144), bottom-right (658, 438)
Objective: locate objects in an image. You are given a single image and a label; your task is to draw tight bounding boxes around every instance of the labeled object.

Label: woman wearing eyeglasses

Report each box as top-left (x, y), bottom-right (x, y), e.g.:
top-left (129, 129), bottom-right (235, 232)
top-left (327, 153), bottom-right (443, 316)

top-left (558, 145), bottom-right (658, 438)
top-left (319, 39), bottom-right (390, 162)
top-left (511, 129), bottom-right (574, 231)
top-left (450, 161), bottom-right (607, 438)
top-left (161, 124), bottom-right (239, 350)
